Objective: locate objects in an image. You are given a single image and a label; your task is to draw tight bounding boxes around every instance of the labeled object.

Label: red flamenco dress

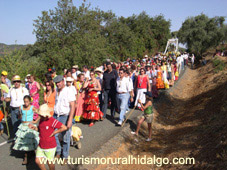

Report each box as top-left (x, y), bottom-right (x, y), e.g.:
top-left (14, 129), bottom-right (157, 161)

top-left (83, 83), bottom-right (104, 121)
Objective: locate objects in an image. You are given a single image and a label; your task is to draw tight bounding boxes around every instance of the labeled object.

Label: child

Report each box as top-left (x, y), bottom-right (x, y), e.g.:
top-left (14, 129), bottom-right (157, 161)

top-left (29, 104), bottom-right (67, 170)
top-left (13, 95), bottom-right (39, 165)
top-left (131, 91), bottom-right (154, 142)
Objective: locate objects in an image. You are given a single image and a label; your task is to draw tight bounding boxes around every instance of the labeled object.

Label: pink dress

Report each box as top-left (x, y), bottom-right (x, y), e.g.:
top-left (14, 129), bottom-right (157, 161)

top-left (29, 81), bottom-right (39, 119)
top-left (74, 81), bottom-right (85, 122)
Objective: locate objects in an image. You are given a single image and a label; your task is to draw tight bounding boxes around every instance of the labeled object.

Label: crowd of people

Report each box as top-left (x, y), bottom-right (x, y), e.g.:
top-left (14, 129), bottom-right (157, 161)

top-left (0, 52), bottom-right (194, 169)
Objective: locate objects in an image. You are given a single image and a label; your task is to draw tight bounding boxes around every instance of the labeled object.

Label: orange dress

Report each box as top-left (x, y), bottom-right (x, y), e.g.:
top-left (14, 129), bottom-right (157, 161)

top-left (156, 71), bottom-right (164, 89)
top-left (44, 91), bottom-right (56, 116)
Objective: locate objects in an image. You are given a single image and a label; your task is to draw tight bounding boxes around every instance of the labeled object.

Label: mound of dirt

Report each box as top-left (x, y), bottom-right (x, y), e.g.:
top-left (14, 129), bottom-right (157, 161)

top-left (91, 55), bottom-right (227, 170)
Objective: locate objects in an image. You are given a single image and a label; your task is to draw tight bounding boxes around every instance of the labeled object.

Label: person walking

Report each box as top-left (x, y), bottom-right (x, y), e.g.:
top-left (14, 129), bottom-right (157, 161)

top-left (13, 95), bottom-right (39, 165)
top-left (44, 80), bottom-right (56, 117)
top-left (53, 75), bottom-right (76, 162)
top-left (74, 74), bottom-right (85, 122)
top-left (102, 62), bottom-right (118, 119)
top-left (116, 69), bottom-right (133, 125)
top-left (5, 75), bottom-right (29, 135)
top-left (134, 68), bottom-right (151, 109)
top-left (83, 71), bottom-right (103, 126)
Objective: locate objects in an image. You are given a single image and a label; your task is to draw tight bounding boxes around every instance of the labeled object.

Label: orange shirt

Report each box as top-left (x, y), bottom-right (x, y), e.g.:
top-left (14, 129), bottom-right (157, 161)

top-left (44, 91), bottom-right (56, 116)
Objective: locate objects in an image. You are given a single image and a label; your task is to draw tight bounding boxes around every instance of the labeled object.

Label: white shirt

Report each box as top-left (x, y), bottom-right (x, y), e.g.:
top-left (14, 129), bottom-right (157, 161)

top-left (7, 86), bottom-right (29, 107)
top-left (54, 87), bottom-right (76, 116)
top-left (116, 77), bottom-right (130, 93)
top-left (126, 77), bottom-right (134, 92)
top-left (67, 85), bottom-right (77, 96)
top-left (146, 71), bottom-right (152, 83)
top-left (177, 56), bottom-right (181, 64)
top-left (83, 71), bottom-right (90, 80)
top-left (191, 55), bottom-right (195, 63)
top-left (184, 54), bottom-right (188, 60)
top-left (72, 70), bottom-right (81, 80)
top-left (151, 70), bottom-right (157, 77)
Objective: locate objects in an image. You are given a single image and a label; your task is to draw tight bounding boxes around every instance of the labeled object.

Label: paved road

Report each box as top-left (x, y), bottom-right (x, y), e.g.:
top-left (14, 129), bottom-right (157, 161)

top-left (0, 108), bottom-right (142, 170)
top-left (0, 67), bottom-right (187, 170)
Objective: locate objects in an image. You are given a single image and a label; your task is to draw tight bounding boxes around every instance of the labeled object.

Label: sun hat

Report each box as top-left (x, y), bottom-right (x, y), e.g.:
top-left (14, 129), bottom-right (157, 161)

top-left (38, 104), bottom-right (53, 118)
top-left (1, 71), bottom-right (8, 76)
top-left (144, 55), bottom-right (148, 58)
top-left (13, 75), bottom-right (21, 82)
top-left (66, 77), bottom-right (74, 82)
top-left (95, 67), bottom-right (103, 73)
top-left (26, 74), bottom-right (31, 77)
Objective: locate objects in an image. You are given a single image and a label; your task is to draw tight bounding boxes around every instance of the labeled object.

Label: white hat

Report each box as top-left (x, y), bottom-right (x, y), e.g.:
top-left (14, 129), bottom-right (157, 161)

top-left (38, 104), bottom-right (53, 118)
top-left (66, 77), bottom-right (74, 82)
top-left (26, 74), bottom-right (31, 77)
top-left (95, 67), bottom-right (103, 73)
top-left (144, 55), bottom-right (148, 58)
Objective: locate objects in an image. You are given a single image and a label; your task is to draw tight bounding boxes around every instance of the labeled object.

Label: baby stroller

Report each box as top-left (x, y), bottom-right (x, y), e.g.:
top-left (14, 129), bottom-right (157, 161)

top-left (70, 125), bottom-right (83, 149)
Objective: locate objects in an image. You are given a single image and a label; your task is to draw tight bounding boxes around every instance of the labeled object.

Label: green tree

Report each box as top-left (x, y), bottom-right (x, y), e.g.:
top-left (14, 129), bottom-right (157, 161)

top-left (178, 14), bottom-right (226, 57)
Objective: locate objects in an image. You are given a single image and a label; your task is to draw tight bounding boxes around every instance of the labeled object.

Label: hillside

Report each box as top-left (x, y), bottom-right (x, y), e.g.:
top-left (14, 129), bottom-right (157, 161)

top-left (0, 43), bottom-right (27, 56)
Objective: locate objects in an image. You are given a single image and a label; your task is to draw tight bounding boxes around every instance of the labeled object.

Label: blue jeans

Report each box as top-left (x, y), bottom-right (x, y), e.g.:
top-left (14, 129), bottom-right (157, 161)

top-left (0, 123), bottom-right (3, 131)
top-left (117, 93), bottom-right (129, 121)
top-left (53, 114), bottom-right (71, 158)
top-left (181, 61), bottom-right (184, 70)
top-left (10, 107), bottom-right (21, 135)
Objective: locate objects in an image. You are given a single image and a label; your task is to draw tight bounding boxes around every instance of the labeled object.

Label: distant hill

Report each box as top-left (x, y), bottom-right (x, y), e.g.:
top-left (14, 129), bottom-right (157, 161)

top-left (0, 43), bottom-right (27, 56)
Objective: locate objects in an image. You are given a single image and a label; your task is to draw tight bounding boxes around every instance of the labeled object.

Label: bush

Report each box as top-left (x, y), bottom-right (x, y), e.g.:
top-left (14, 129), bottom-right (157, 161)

top-left (212, 57), bottom-right (225, 73)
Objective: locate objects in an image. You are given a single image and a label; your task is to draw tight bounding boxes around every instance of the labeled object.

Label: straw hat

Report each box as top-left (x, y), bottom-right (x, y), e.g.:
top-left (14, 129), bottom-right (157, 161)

top-left (95, 67), bottom-right (103, 73)
top-left (13, 75), bottom-right (21, 82)
top-left (38, 104), bottom-right (53, 118)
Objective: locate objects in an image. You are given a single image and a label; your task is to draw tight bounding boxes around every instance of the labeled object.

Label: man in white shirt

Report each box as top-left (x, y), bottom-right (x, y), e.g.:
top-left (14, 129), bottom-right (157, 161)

top-left (53, 75), bottom-right (76, 160)
top-left (125, 69), bottom-right (134, 111)
top-left (5, 75), bottom-right (29, 134)
top-left (72, 65), bottom-right (81, 80)
top-left (116, 69), bottom-right (133, 125)
top-left (82, 65), bottom-right (90, 80)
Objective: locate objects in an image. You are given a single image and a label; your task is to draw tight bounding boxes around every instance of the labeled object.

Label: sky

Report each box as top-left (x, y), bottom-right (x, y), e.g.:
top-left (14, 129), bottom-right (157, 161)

top-left (0, 0), bottom-right (226, 45)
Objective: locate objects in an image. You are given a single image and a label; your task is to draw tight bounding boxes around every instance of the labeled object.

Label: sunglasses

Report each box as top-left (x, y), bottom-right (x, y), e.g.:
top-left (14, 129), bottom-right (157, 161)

top-left (13, 81), bottom-right (21, 83)
top-left (46, 84), bottom-right (51, 87)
